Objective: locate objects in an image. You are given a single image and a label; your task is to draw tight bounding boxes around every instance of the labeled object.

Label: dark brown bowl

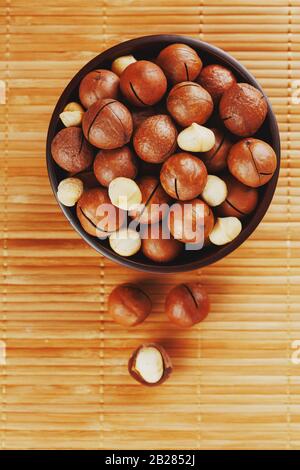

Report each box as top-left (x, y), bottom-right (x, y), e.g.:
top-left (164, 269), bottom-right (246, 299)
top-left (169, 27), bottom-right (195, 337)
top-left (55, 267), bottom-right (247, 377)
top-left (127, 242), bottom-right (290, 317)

top-left (46, 34), bottom-right (280, 274)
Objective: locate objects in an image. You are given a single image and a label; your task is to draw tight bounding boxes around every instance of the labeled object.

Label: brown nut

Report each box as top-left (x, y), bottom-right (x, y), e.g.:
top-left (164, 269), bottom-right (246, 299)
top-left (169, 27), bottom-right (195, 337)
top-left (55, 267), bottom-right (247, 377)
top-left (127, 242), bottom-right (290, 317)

top-left (128, 343), bottom-right (172, 386)
top-left (168, 198), bottom-right (214, 244)
top-left (160, 152), bottom-right (208, 201)
top-left (227, 138), bottom-right (277, 187)
top-left (82, 98), bottom-right (133, 149)
top-left (51, 127), bottom-right (94, 173)
top-left (156, 43), bottom-right (202, 84)
top-left (220, 83), bottom-right (268, 136)
top-left (201, 128), bottom-right (232, 173)
top-left (93, 146), bottom-right (138, 187)
top-left (218, 174), bottom-right (258, 218)
top-left (76, 187), bottom-right (125, 238)
top-left (120, 60), bottom-right (167, 107)
top-left (141, 224), bottom-right (183, 263)
top-left (130, 176), bottom-right (170, 225)
top-left (167, 81), bottom-right (213, 127)
top-left (165, 283), bottom-right (210, 328)
top-left (79, 69), bottom-right (119, 109)
top-left (108, 283), bottom-right (151, 327)
top-left (133, 114), bottom-right (177, 164)
top-left (197, 64), bottom-right (236, 103)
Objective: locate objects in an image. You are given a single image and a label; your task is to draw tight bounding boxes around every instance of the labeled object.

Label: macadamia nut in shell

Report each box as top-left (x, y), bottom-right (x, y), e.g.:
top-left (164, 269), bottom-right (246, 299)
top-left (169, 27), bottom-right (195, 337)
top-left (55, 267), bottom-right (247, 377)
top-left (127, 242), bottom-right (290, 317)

top-left (120, 60), bottom-right (167, 107)
top-left (108, 283), bottom-right (151, 327)
top-left (220, 83), bottom-right (268, 137)
top-left (82, 98), bottom-right (133, 150)
top-left (128, 343), bottom-right (172, 386)
top-left (51, 127), bottom-right (94, 173)
top-left (157, 43), bottom-right (202, 84)
top-left (167, 82), bottom-right (213, 127)
top-left (79, 69), bottom-right (119, 109)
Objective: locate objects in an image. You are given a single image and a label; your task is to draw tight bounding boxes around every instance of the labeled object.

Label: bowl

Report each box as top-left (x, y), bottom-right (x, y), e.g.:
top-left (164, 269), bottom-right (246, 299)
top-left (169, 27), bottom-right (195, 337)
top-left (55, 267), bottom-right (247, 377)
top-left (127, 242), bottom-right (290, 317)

top-left (46, 34), bottom-right (280, 274)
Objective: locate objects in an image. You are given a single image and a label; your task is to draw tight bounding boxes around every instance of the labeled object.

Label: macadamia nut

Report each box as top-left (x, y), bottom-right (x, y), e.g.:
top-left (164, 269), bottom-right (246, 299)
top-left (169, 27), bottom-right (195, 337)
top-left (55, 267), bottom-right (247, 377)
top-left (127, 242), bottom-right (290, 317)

top-left (177, 123), bottom-right (215, 153)
top-left (59, 102), bottom-right (84, 127)
top-left (112, 55), bottom-right (137, 76)
top-left (135, 346), bottom-right (164, 384)
top-left (109, 228), bottom-right (141, 257)
top-left (108, 177), bottom-right (142, 211)
top-left (108, 283), bottom-right (151, 327)
top-left (209, 217), bottom-right (242, 245)
top-left (201, 175), bottom-right (227, 207)
top-left (57, 178), bottom-right (83, 207)
top-left (128, 343), bottom-right (173, 386)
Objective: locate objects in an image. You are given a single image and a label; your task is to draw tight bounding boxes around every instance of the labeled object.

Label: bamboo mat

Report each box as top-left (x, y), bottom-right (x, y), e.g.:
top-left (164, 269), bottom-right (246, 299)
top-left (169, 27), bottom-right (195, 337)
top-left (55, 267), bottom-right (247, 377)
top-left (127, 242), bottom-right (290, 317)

top-left (0, 0), bottom-right (299, 450)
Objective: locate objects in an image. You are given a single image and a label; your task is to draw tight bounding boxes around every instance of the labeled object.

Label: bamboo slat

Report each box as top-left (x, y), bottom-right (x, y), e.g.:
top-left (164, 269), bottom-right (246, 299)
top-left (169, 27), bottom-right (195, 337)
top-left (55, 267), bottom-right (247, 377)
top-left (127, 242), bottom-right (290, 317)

top-left (0, 0), bottom-right (300, 451)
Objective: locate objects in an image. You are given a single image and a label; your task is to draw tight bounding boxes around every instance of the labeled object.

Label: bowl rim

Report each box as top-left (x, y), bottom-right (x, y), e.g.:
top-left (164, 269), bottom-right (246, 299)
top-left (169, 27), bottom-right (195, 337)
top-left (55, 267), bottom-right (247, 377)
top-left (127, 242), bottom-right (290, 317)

top-left (46, 34), bottom-right (281, 274)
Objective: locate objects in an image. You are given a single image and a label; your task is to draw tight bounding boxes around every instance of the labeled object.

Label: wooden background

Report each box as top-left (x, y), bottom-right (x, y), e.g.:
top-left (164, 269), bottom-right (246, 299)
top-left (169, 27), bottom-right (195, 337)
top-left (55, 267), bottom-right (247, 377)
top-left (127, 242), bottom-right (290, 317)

top-left (0, 0), bottom-right (299, 450)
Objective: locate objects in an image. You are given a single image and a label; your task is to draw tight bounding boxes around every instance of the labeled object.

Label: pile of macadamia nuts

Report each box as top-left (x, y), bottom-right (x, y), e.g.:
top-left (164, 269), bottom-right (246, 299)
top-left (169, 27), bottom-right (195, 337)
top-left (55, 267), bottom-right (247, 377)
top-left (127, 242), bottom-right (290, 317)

top-left (50, 43), bottom-right (279, 386)
top-left (51, 42), bottom-right (277, 263)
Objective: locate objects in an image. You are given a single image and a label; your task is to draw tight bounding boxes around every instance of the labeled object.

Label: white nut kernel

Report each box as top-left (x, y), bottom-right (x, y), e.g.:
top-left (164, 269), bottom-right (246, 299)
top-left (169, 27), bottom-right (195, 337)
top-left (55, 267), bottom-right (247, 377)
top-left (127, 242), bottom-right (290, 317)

top-left (57, 177), bottom-right (83, 207)
top-left (201, 175), bottom-right (228, 207)
top-left (59, 102), bottom-right (84, 127)
top-left (177, 123), bottom-right (215, 152)
top-left (109, 228), bottom-right (141, 257)
top-left (108, 177), bottom-right (142, 211)
top-left (112, 55), bottom-right (137, 76)
top-left (134, 346), bottom-right (164, 384)
top-left (209, 217), bottom-right (242, 246)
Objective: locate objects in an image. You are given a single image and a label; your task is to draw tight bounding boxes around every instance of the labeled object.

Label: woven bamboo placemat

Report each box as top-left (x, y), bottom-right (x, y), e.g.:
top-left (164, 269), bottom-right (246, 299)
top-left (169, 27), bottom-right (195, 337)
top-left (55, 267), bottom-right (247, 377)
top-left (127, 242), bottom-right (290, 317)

top-left (0, 0), bottom-right (299, 450)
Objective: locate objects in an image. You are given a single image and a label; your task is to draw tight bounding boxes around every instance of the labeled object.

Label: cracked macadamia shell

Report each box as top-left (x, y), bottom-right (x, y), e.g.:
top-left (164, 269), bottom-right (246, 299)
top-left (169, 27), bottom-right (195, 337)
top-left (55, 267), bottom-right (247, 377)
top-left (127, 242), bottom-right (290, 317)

top-left (218, 174), bottom-right (258, 218)
top-left (128, 343), bottom-right (173, 386)
top-left (108, 283), bottom-right (152, 327)
top-left (165, 283), bottom-right (210, 327)
top-left (197, 64), bottom-right (236, 103)
top-left (160, 152), bottom-right (208, 200)
top-left (79, 69), bottom-right (119, 109)
top-left (82, 98), bottom-right (133, 150)
top-left (167, 81), bottom-right (213, 127)
top-left (227, 138), bottom-right (277, 188)
top-left (220, 83), bottom-right (268, 136)
top-left (93, 146), bottom-right (138, 187)
top-left (133, 114), bottom-right (177, 164)
top-left (51, 127), bottom-right (94, 173)
top-left (76, 187), bottom-right (125, 238)
top-left (156, 43), bottom-right (202, 84)
top-left (120, 60), bottom-right (167, 107)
